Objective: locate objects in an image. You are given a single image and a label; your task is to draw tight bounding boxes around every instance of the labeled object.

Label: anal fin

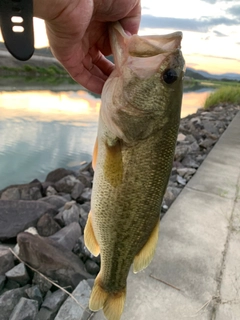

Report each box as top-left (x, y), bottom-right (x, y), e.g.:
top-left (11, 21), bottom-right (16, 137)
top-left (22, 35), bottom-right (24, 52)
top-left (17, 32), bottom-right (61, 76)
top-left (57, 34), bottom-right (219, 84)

top-left (84, 211), bottom-right (100, 257)
top-left (133, 219), bottom-right (160, 273)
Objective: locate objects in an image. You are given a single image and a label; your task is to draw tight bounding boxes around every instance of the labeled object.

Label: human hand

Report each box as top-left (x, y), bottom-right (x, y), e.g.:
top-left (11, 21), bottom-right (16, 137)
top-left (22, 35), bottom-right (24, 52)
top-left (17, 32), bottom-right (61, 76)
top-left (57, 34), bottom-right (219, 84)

top-left (33, 0), bottom-right (141, 94)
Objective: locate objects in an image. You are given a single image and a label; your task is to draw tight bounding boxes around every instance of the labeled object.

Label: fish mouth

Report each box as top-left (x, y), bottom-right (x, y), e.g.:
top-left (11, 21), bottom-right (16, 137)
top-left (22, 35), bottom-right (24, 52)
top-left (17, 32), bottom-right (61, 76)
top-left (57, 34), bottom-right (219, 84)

top-left (109, 22), bottom-right (183, 71)
top-left (114, 22), bottom-right (182, 55)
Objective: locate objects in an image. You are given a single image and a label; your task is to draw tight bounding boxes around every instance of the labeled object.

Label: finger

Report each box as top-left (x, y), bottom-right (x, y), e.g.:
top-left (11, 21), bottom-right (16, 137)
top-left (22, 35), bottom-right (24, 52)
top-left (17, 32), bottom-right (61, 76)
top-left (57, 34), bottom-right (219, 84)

top-left (67, 61), bottom-right (108, 94)
top-left (90, 49), bottom-right (115, 77)
top-left (120, 3), bottom-right (141, 35)
top-left (75, 70), bottom-right (106, 94)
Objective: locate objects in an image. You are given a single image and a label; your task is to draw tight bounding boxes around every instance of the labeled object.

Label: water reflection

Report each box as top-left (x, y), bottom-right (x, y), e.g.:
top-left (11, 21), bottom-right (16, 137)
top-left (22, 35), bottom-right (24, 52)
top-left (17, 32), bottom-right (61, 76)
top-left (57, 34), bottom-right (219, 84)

top-left (0, 85), bottom-right (213, 190)
top-left (0, 89), bottom-right (100, 189)
top-left (0, 90), bottom-right (100, 122)
top-left (181, 88), bottom-right (212, 118)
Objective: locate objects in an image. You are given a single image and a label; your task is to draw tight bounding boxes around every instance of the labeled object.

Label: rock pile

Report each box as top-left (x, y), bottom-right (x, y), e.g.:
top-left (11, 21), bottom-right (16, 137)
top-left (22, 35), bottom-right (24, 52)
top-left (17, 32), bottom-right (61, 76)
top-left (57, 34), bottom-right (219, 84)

top-left (0, 103), bottom-right (239, 319)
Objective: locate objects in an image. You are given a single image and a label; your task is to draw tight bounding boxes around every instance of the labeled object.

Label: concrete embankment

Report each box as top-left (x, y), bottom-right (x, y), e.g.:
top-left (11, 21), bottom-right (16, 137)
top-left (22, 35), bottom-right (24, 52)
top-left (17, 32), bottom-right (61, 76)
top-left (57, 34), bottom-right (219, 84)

top-left (93, 111), bottom-right (240, 320)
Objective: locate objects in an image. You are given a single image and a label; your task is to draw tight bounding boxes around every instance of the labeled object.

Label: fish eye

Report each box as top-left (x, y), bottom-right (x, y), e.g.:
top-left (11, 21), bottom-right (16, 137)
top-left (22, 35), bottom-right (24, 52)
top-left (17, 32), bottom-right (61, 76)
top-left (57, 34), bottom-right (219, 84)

top-left (163, 69), bottom-right (178, 84)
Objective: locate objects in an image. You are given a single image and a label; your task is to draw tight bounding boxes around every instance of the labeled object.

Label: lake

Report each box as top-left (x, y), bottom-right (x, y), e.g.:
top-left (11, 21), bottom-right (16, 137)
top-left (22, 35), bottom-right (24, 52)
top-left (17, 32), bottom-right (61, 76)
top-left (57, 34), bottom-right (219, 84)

top-left (0, 81), bottom-right (213, 190)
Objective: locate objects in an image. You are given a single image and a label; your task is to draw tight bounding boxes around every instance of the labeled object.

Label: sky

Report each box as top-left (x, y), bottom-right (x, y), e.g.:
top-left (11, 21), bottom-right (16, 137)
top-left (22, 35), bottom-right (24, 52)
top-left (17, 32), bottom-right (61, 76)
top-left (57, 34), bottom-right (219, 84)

top-left (1, 0), bottom-right (240, 75)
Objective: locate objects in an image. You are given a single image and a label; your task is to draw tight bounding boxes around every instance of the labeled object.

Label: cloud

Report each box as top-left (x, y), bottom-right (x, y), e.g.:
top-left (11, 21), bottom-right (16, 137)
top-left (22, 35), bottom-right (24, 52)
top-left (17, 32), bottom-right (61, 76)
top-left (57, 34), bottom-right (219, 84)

top-left (140, 14), bottom-right (239, 33)
top-left (227, 5), bottom-right (240, 17)
top-left (213, 30), bottom-right (227, 37)
top-left (200, 0), bottom-right (235, 3)
top-left (188, 53), bottom-right (240, 62)
top-left (200, 0), bottom-right (217, 3)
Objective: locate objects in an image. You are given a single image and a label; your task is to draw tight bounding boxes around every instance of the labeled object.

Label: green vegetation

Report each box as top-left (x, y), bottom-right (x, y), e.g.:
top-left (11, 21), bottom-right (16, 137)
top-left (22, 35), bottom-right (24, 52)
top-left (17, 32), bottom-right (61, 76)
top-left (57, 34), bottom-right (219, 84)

top-left (0, 64), bottom-right (68, 77)
top-left (204, 86), bottom-right (240, 109)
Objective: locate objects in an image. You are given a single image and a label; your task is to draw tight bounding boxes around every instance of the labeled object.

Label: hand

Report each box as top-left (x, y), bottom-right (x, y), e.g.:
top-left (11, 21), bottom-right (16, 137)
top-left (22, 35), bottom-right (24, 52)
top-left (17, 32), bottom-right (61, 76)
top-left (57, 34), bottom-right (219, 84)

top-left (33, 0), bottom-right (141, 94)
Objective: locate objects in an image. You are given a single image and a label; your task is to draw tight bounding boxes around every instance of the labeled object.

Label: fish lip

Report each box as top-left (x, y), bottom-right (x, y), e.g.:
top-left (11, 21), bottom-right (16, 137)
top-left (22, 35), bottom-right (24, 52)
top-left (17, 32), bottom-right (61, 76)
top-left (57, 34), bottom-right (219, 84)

top-left (110, 22), bottom-right (183, 58)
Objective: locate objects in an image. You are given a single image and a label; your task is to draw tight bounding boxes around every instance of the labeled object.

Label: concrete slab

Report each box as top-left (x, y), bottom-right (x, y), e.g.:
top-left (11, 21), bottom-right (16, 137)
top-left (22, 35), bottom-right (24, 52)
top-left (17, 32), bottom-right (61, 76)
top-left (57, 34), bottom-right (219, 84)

top-left (214, 198), bottom-right (240, 320)
top-left (91, 111), bottom-right (240, 320)
top-left (187, 112), bottom-right (240, 200)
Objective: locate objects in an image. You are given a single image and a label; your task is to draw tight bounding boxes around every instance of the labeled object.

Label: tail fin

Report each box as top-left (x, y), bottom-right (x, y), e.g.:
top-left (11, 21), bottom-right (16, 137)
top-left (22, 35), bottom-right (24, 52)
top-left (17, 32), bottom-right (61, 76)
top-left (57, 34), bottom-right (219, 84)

top-left (89, 275), bottom-right (126, 320)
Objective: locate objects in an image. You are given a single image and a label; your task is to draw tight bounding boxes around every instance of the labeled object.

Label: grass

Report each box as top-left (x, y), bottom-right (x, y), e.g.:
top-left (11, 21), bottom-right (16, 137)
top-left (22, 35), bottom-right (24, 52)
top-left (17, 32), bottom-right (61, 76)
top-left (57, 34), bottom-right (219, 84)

top-left (0, 64), bottom-right (68, 77)
top-left (204, 86), bottom-right (240, 109)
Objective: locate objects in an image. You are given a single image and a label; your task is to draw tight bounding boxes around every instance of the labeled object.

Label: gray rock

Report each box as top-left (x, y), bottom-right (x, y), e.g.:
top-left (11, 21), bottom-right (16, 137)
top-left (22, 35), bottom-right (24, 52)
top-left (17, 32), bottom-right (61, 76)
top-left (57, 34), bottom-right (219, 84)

top-left (190, 116), bottom-right (201, 125)
top-left (174, 144), bottom-right (189, 162)
top-left (32, 272), bottom-right (52, 294)
top-left (25, 285), bottom-right (43, 306)
top-left (0, 274), bottom-right (6, 291)
top-left (55, 175), bottom-right (79, 194)
top-left (37, 289), bottom-right (68, 320)
top-left (181, 155), bottom-right (200, 168)
top-left (0, 285), bottom-right (29, 320)
top-left (77, 173), bottom-right (92, 188)
top-left (86, 279), bottom-right (94, 289)
top-left (80, 188), bottom-right (92, 202)
top-left (53, 211), bottom-right (65, 227)
top-left (0, 248), bottom-right (14, 274)
top-left (64, 200), bottom-right (76, 210)
top-left (18, 233), bottom-right (93, 290)
top-left (0, 187), bottom-right (20, 200)
top-left (42, 289), bottom-right (67, 310)
top-left (45, 168), bottom-right (75, 183)
top-left (38, 195), bottom-right (67, 210)
top-left (55, 280), bottom-right (92, 320)
top-left (71, 181), bottom-right (85, 200)
top-left (5, 262), bottom-right (30, 286)
top-left (201, 119), bottom-right (218, 135)
top-left (185, 134), bottom-right (196, 143)
top-left (0, 200), bottom-right (55, 241)
top-left (1, 182), bottom-right (42, 201)
top-left (9, 297), bottom-right (38, 320)
top-left (176, 167), bottom-right (196, 179)
top-left (36, 308), bottom-right (54, 320)
top-left (176, 175), bottom-right (187, 186)
top-left (5, 279), bottom-right (21, 290)
top-left (37, 213), bottom-right (61, 237)
top-left (62, 203), bottom-right (80, 226)
top-left (85, 259), bottom-right (100, 275)
top-left (199, 138), bottom-right (216, 149)
top-left (74, 236), bottom-right (100, 264)
top-left (188, 141), bottom-right (200, 153)
top-left (49, 222), bottom-right (82, 251)
top-left (177, 133), bottom-right (186, 142)
top-left (164, 187), bottom-right (182, 207)
top-left (79, 205), bottom-right (89, 230)
top-left (46, 186), bottom-right (58, 196)
top-left (21, 186), bottom-right (42, 201)
top-left (60, 193), bottom-right (72, 201)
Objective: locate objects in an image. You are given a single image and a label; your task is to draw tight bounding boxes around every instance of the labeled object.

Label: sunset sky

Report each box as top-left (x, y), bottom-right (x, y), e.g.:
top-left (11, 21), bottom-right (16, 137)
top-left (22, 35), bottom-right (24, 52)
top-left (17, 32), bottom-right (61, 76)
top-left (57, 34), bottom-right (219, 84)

top-left (1, 0), bottom-right (239, 75)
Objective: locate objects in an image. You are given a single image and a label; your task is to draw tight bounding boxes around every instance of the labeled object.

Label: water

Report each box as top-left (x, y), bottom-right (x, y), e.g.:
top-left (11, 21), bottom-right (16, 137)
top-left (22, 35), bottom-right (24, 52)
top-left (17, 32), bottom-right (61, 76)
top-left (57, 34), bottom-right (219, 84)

top-left (0, 81), bottom-right (214, 190)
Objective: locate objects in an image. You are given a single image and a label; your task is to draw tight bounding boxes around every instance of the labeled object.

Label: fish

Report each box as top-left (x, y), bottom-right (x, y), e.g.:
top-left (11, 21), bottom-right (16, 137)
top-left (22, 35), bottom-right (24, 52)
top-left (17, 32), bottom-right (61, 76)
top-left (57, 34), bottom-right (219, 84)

top-left (84, 22), bottom-right (185, 320)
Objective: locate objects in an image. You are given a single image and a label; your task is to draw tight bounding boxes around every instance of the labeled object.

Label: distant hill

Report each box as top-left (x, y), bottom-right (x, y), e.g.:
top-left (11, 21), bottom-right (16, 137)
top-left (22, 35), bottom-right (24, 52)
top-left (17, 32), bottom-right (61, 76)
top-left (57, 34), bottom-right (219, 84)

top-left (187, 67), bottom-right (240, 81)
top-left (185, 69), bottom-right (207, 80)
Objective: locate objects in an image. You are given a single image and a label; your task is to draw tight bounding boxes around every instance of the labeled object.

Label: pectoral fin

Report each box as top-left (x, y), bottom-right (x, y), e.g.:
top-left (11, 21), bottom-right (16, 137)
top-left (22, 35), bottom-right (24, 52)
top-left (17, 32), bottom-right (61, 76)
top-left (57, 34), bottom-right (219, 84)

top-left (104, 139), bottom-right (123, 187)
top-left (84, 211), bottom-right (100, 257)
top-left (92, 138), bottom-right (98, 170)
top-left (133, 219), bottom-right (160, 273)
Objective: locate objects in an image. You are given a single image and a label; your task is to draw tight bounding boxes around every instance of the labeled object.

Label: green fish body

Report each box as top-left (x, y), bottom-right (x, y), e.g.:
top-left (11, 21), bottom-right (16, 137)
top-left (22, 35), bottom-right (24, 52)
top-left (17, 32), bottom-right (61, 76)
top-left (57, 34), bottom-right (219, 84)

top-left (84, 22), bottom-right (185, 320)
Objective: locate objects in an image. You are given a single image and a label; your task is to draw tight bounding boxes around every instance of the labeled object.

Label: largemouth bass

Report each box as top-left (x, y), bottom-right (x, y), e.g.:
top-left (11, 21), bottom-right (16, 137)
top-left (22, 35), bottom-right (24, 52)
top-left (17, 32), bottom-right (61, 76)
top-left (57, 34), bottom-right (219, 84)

top-left (84, 22), bottom-right (185, 320)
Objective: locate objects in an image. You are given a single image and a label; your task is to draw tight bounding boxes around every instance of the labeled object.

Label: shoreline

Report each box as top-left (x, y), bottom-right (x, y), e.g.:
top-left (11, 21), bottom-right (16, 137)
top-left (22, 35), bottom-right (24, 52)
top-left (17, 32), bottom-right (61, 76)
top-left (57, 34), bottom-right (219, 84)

top-left (0, 102), bottom-right (240, 319)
